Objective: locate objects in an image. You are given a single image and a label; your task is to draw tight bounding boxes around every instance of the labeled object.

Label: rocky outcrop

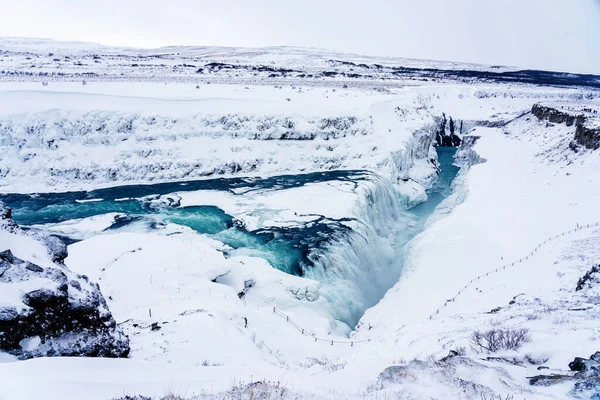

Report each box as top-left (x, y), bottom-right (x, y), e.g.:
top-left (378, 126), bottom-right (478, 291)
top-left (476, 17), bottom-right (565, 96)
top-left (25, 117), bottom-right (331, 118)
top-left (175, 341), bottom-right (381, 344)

top-left (569, 352), bottom-right (600, 375)
top-left (527, 352), bottom-right (600, 398)
top-left (454, 135), bottom-right (486, 168)
top-left (0, 201), bottom-right (130, 360)
top-left (531, 103), bottom-right (584, 126)
top-left (532, 103), bottom-right (600, 151)
top-left (435, 113), bottom-right (462, 147)
top-left (574, 123), bottom-right (600, 151)
top-left (576, 265), bottom-right (600, 291)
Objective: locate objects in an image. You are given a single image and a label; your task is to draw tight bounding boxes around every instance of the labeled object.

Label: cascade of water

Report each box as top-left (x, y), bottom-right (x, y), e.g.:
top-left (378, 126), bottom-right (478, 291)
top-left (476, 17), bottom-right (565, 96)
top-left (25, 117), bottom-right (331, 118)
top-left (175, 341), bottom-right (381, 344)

top-left (1, 148), bottom-right (460, 331)
top-left (303, 148), bottom-right (460, 328)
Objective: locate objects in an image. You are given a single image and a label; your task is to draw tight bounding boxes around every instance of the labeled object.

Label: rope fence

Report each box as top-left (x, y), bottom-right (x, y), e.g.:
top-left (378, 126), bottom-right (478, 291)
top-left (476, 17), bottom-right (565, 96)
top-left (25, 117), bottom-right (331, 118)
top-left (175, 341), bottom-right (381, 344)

top-left (110, 221), bottom-right (600, 347)
top-left (427, 222), bottom-right (600, 320)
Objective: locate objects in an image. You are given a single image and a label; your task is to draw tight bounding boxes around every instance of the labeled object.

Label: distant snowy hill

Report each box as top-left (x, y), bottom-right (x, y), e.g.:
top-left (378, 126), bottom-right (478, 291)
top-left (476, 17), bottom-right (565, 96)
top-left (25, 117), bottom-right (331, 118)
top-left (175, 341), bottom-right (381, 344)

top-left (2, 37), bottom-right (599, 88)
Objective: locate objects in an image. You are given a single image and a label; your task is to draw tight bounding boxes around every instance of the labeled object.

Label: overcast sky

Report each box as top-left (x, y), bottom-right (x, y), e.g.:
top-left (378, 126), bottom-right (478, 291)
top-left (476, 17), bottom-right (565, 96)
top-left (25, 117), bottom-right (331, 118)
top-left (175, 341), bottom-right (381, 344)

top-left (2, 0), bottom-right (599, 73)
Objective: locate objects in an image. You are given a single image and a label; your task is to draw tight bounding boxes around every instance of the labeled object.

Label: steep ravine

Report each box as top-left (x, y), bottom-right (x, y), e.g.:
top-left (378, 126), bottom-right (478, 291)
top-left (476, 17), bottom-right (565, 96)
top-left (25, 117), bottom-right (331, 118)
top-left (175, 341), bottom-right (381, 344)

top-left (1, 114), bottom-right (470, 332)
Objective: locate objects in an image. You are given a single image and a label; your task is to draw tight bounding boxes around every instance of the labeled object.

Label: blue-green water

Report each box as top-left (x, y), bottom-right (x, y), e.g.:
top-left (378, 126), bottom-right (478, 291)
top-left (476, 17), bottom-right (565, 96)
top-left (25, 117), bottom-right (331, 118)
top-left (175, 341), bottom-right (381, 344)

top-left (0, 171), bottom-right (364, 276)
top-left (410, 147), bottom-right (460, 219)
top-left (0, 148), bottom-right (459, 327)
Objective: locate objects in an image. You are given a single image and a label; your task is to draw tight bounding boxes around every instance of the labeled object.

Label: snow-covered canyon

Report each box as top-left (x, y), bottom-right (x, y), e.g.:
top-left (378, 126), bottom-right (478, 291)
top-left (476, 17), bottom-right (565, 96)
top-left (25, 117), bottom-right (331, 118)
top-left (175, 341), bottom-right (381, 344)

top-left (1, 39), bottom-right (600, 400)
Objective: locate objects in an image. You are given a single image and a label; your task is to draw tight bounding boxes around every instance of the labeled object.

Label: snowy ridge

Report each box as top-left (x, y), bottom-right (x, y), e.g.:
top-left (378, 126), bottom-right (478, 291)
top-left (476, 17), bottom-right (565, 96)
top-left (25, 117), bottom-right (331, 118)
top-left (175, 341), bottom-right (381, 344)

top-left (2, 37), bottom-right (600, 89)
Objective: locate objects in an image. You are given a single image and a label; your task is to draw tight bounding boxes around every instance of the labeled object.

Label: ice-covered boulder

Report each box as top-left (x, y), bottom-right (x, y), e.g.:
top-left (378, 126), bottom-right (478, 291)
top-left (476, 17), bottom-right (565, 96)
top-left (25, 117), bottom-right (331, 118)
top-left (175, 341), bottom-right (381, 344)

top-left (0, 201), bottom-right (129, 360)
top-left (569, 352), bottom-right (600, 375)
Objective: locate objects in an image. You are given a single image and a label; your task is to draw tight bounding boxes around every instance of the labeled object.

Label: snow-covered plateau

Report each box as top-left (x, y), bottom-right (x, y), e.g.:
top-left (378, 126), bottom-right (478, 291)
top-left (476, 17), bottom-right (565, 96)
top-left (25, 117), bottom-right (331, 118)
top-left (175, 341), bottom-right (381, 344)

top-left (1, 38), bottom-right (600, 399)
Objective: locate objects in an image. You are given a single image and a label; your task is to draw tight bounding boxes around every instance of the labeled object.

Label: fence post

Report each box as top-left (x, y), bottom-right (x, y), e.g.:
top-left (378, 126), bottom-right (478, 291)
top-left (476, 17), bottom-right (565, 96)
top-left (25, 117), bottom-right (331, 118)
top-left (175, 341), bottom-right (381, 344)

top-left (149, 308), bottom-right (152, 318)
top-left (351, 342), bottom-right (354, 347)
top-left (331, 341), bottom-right (333, 346)
top-left (272, 307), bottom-right (275, 313)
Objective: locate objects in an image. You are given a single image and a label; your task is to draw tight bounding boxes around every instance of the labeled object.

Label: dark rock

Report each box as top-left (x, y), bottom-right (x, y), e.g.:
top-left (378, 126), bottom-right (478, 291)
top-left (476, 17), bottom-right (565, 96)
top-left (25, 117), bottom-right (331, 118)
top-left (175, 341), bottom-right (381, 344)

top-left (528, 374), bottom-right (573, 386)
top-left (25, 262), bottom-right (44, 273)
top-left (439, 350), bottom-right (460, 363)
top-left (0, 249), bottom-right (15, 263)
top-left (0, 202), bottom-right (12, 219)
top-left (0, 260), bottom-right (11, 276)
top-left (574, 123), bottom-right (600, 150)
top-left (0, 202), bottom-right (129, 359)
top-left (577, 265), bottom-right (600, 291)
top-left (532, 103), bottom-right (583, 126)
top-left (238, 279), bottom-right (256, 299)
top-left (569, 352), bottom-right (600, 374)
top-left (150, 322), bottom-right (161, 331)
top-left (435, 113), bottom-right (462, 147)
top-left (572, 378), bottom-right (600, 398)
top-left (23, 288), bottom-right (67, 308)
top-left (532, 104), bottom-right (600, 150)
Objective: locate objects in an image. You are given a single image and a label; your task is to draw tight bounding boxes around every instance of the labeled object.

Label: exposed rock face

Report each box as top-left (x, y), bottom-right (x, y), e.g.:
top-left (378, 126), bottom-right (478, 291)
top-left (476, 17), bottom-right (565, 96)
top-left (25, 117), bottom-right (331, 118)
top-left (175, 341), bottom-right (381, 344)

top-left (569, 352), bottom-right (600, 375)
top-left (0, 201), bottom-right (129, 360)
top-left (576, 265), bottom-right (600, 291)
top-left (569, 352), bottom-right (600, 398)
top-left (531, 103), bottom-right (584, 126)
top-left (574, 123), bottom-right (600, 151)
top-left (528, 352), bottom-right (600, 398)
top-left (455, 135), bottom-right (486, 168)
top-left (532, 103), bottom-right (600, 151)
top-left (435, 113), bottom-right (462, 147)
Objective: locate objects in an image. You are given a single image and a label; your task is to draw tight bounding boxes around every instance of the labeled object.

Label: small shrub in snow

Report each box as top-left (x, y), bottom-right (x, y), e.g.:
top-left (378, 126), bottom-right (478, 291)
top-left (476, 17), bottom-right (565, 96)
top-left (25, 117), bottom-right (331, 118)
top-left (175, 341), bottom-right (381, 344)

top-left (480, 395), bottom-right (514, 400)
top-left (299, 356), bottom-right (346, 372)
top-left (197, 359), bottom-right (223, 367)
top-left (525, 313), bottom-right (541, 321)
top-left (470, 328), bottom-right (531, 353)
